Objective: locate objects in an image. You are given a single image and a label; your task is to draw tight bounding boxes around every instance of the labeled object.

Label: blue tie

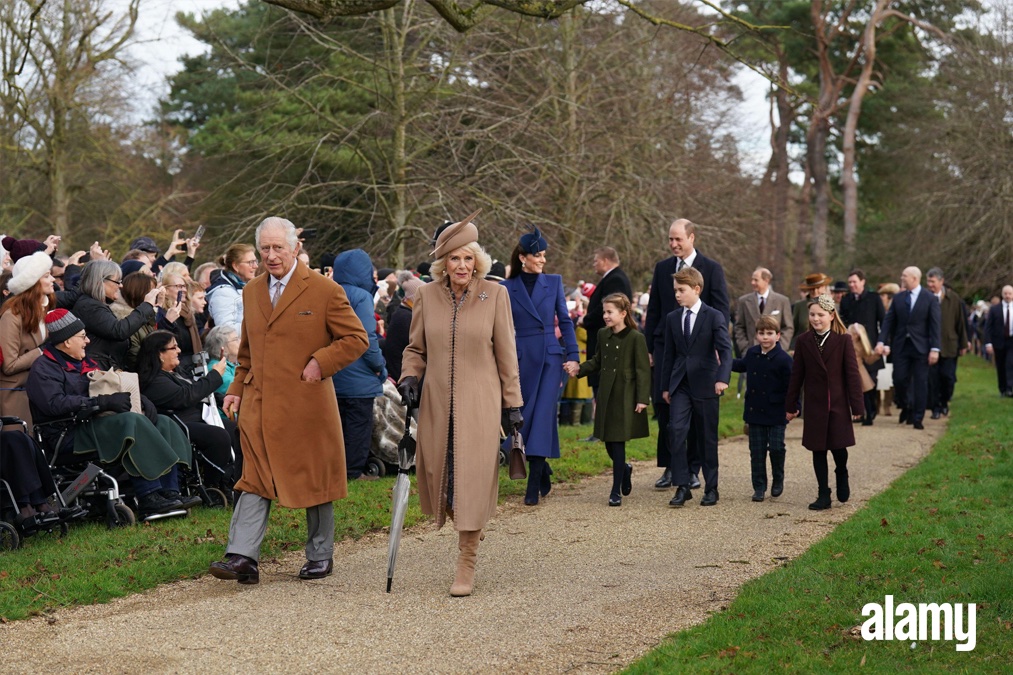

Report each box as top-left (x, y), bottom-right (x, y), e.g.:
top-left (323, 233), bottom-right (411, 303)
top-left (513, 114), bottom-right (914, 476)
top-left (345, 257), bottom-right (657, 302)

top-left (684, 309), bottom-right (692, 338)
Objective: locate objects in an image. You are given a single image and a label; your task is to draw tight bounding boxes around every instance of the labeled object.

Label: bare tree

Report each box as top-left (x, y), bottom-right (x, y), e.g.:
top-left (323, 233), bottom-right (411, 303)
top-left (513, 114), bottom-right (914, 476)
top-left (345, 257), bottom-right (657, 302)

top-left (0, 0), bottom-right (139, 238)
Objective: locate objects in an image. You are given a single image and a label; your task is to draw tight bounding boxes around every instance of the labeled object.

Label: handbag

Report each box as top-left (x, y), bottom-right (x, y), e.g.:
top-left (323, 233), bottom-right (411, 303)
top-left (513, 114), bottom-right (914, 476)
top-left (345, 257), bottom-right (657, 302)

top-left (87, 370), bottom-right (142, 415)
top-left (508, 429), bottom-right (527, 480)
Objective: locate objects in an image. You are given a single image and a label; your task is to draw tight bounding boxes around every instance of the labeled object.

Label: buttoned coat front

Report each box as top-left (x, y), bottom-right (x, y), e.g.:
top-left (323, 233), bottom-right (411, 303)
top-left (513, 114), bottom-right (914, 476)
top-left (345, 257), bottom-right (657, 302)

top-left (401, 276), bottom-right (523, 531)
top-left (577, 327), bottom-right (650, 442)
top-left (785, 330), bottom-right (865, 452)
top-left (0, 310), bottom-right (43, 428)
top-left (502, 273), bottom-right (579, 458)
top-left (227, 261), bottom-right (368, 509)
top-left (731, 343), bottom-right (794, 427)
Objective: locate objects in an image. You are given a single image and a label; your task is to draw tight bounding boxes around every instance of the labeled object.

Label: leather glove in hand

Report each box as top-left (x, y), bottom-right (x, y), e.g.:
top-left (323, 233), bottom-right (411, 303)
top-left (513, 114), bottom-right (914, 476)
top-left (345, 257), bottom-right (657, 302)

top-left (95, 392), bottom-right (131, 414)
top-left (397, 376), bottom-right (419, 408)
top-left (502, 407), bottom-right (523, 434)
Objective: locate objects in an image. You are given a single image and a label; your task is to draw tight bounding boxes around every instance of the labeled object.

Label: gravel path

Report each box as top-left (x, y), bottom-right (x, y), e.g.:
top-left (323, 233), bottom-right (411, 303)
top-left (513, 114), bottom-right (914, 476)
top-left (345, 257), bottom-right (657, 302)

top-left (1, 419), bottom-right (942, 674)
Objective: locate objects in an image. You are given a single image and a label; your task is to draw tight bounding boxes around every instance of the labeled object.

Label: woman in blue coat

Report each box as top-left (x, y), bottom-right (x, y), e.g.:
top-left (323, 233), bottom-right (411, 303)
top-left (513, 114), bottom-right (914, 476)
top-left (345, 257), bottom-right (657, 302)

top-left (502, 227), bottom-right (579, 505)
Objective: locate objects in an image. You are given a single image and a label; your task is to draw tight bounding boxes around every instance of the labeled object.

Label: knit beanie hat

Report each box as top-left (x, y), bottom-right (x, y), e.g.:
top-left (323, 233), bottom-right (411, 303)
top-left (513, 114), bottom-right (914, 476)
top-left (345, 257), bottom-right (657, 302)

top-left (401, 277), bottom-right (424, 302)
top-left (1, 236), bottom-right (46, 263)
top-left (45, 309), bottom-right (86, 345)
top-left (8, 251), bottom-right (53, 296)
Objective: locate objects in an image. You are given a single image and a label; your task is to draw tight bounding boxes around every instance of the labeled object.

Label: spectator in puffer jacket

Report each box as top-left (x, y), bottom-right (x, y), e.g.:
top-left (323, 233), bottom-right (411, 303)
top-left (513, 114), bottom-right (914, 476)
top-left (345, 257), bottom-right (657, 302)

top-left (206, 244), bottom-right (258, 334)
top-left (331, 249), bottom-right (387, 480)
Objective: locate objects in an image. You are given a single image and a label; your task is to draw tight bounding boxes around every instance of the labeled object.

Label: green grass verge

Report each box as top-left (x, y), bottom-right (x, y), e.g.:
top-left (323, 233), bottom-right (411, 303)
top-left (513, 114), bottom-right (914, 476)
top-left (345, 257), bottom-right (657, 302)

top-left (0, 379), bottom-right (746, 622)
top-left (625, 358), bottom-right (1013, 673)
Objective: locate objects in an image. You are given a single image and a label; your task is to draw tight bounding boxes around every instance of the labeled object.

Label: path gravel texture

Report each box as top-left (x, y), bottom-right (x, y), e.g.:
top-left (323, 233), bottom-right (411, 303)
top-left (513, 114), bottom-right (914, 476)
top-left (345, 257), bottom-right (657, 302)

top-left (1, 419), bottom-right (943, 674)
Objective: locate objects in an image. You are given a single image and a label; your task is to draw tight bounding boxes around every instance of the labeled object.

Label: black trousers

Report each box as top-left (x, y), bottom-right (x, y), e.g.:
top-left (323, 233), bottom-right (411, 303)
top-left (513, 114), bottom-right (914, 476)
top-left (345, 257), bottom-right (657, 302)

top-left (993, 337), bottom-right (1013, 394)
top-left (667, 383), bottom-right (718, 489)
top-left (0, 431), bottom-right (57, 505)
top-left (338, 397), bottom-right (375, 478)
top-left (187, 418), bottom-right (241, 487)
top-left (892, 342), bottom-right (930, 423)
top-left (928, 356), bottom-right (958, 411)
top-left (653, 365), bottom-right (701, 476)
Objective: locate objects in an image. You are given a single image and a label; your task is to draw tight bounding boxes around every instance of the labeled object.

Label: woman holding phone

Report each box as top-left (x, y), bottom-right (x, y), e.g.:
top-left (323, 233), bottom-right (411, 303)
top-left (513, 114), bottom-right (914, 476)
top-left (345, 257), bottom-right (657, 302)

top-left (156, 270), bottom-right (202, 376)
top-left (72, 260), bottom-right (162, 370)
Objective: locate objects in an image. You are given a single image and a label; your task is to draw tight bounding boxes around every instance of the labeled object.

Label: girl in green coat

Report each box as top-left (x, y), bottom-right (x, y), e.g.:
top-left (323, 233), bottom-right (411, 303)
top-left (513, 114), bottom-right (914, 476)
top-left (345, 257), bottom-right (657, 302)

top-left (569, 294), bottom-right (651, 506)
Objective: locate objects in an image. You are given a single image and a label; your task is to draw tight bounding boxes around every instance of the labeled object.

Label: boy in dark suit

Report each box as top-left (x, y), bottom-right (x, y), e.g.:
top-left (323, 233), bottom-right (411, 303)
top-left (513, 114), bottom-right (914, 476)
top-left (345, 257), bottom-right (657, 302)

top-left (731, 315), bottom-right (794, 502)
top-left (661, 267), bottom-right (732, 507)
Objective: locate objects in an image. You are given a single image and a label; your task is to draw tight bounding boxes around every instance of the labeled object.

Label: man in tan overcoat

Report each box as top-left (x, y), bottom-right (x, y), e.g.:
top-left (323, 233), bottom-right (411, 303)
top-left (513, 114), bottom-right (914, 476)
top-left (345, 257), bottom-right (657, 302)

top-left (209, 217), bottom-right (368, 584)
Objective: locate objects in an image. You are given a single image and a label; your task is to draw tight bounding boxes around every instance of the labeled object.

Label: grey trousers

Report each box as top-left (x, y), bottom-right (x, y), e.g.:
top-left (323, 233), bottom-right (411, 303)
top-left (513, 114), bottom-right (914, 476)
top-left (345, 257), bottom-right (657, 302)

top-left (225, 492), bottom-right (335, 562)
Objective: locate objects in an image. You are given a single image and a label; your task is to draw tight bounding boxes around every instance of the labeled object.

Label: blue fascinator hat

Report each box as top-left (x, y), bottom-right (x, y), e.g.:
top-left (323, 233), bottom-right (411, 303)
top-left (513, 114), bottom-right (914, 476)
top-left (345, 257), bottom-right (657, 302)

top-left (518, 226), bottom-right (547, 254)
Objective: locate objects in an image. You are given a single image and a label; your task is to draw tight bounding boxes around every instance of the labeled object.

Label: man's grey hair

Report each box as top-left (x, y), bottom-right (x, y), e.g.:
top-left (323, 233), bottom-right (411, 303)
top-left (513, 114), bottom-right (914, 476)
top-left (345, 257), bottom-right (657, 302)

top-left (255, 217), bottom-right (299, 251)
top-left (926, 267), bottom-right (945, 280)
top-left (79, 260), bottom-right (121, 301)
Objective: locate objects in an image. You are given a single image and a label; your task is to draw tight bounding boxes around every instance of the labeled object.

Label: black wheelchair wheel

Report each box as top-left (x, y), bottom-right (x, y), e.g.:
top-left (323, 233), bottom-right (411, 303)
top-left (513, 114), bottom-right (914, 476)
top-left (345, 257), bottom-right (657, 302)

top-left (364, 457), bottom-right (386, 477)
top-left (498, 448), bottom-right (508, 467)
top-left (204, 488), bottom-right (228, 509)
top-left (109, 503), bottom-right (136, 528)
top-left (0, 521), bottom-right (21, 551)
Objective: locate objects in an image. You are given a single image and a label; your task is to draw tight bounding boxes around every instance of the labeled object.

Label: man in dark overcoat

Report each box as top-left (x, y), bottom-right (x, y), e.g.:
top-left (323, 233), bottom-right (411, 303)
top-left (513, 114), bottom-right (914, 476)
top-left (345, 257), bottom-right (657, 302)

top-left (840, 268), bottom-right (885, 424)
top-left (582, 246), bottom-right (633, 399)
top-left (644, 218), bottom-right (728, 490)
top-left (925, 267), bottom-right (969, 418)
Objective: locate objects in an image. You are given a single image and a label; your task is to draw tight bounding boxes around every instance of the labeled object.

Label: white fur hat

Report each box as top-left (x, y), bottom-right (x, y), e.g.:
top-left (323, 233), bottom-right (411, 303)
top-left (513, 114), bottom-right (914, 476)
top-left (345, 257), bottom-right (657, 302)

top-left (8, 251), bottom-right (53, 296)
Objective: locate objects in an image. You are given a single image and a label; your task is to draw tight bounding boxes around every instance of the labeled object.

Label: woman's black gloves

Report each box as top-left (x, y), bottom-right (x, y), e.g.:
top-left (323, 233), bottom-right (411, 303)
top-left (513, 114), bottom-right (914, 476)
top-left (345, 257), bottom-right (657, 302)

top-left (95, 393), bottom-right (131, 414)
top-left (141, 396), bottom-right (160, 425)
top-left (502, 407), bottom-right (523, 434)
top-left (397, 376), bottom-right (419, 408)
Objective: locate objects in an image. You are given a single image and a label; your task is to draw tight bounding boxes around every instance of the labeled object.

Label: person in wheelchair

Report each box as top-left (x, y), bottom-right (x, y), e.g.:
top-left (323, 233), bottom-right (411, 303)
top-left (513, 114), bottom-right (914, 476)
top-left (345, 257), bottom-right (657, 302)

top-left (26, 309), bottom-right (201, 516)
top-left (135, 330), bottom-right (242, 491)
top-left (1, 427), bottom-right (62, 533)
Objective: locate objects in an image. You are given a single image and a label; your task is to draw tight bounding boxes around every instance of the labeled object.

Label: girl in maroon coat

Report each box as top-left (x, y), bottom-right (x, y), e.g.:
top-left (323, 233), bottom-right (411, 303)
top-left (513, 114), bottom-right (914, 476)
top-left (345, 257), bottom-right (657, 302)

top-left (786, 294), bottom-right (865, 510)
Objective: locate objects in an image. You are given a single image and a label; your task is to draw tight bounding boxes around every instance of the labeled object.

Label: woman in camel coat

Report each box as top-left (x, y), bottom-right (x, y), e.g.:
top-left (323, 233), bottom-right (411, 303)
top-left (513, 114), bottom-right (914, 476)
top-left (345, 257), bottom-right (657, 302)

top-left (0, 252), bottom-right (55, 429)
top-left (399, 212), bottom-right (523, 597)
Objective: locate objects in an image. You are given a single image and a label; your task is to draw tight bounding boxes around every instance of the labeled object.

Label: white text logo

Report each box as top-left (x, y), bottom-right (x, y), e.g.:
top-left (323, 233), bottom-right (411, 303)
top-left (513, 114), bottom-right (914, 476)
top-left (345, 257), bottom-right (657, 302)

top-left (861, 595), bottom-right (976, 651)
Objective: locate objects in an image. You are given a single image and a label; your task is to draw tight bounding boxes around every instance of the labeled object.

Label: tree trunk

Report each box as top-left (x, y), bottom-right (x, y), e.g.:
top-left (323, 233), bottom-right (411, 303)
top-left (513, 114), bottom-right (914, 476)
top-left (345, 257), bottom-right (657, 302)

top-left (771, 49), bottom-right (794, 285)
top-left (380, 4), bottom-right (410, 268)
top-left (842, 0), bottom-right (889, 257)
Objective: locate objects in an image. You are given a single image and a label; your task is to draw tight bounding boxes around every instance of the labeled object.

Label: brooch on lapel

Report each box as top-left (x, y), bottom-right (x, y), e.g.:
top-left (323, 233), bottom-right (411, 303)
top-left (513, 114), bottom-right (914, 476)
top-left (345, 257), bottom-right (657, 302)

top-left (478, 292), bottom-right (488, 301)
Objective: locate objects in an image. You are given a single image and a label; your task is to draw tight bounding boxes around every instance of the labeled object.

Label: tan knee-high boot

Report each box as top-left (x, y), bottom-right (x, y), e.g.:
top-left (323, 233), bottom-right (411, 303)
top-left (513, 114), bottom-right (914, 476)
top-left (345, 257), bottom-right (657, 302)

top-left (449, 530), bottom-right (481, 597)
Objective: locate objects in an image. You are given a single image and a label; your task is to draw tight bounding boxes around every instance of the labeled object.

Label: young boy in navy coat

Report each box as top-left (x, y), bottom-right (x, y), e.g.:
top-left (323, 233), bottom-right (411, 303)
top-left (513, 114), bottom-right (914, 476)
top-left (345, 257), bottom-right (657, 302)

top-left (660, 267), bottom-right (732, 507)
top-left (731, 315), bottom-right (794, 502)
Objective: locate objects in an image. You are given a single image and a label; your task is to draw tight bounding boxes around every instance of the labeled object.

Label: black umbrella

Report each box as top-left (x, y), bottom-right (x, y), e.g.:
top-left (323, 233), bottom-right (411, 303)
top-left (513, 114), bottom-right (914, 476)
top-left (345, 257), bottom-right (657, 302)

top-left (386, 405), bottom-right (416, 593)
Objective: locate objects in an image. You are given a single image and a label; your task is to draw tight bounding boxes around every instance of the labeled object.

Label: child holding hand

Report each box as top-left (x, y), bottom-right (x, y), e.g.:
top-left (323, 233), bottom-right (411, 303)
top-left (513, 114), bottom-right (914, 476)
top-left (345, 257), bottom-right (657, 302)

top-left (566, 293), bottom-right (650, 506)
top-left (786, 294), bottom-right (865, 510)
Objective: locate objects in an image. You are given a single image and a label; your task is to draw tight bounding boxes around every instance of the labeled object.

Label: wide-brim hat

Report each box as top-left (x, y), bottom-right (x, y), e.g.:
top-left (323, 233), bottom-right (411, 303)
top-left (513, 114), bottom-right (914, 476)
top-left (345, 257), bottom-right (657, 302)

top-left (431, 209), bottom-right (482, 259)
top-left (8, 251), bottom-right (52, 296)
top-left (799, 272), bottom-right (833, 290)
top-left (877, 282), bottom-right (900, 295)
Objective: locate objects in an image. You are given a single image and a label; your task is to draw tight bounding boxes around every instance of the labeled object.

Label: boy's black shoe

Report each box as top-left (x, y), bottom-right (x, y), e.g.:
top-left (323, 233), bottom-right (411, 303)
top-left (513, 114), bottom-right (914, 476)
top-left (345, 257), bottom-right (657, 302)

top-left (751, 490), bottom-right (764, 502)
top-left (898, 408), bottom-right (909, 424)
top-left (689, 474), bottom-right (702, 490)
top-left (770, 481), bottom-right (783, 497)
top-left (654, 469), bottom-right (672, 490)
top-left (700, 488), bottom-right (719, 506)
top-left (668, 486), bottom-right (691, 507)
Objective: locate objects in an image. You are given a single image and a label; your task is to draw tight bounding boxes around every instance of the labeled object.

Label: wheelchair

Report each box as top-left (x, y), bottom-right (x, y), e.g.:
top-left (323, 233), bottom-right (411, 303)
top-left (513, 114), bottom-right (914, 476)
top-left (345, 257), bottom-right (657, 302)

top-left (164, 411), bottom-right (232, 510)
top-left (32, 404), bottom-right (188, 528)
top-left (1, 416), bottom-right (80, 550)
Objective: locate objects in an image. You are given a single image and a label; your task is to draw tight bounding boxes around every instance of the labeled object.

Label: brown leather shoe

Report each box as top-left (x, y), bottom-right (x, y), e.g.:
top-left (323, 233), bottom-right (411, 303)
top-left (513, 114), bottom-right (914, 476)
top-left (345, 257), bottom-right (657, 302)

top-left (209, 554), bottom-right (259, 584)
top-left (298, 558), bottom-right (333, 580)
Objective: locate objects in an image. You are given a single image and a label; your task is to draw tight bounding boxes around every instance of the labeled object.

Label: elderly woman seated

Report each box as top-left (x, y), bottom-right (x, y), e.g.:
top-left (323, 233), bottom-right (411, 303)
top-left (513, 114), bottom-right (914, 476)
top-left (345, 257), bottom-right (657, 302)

top-left (136, 330), bottom-right (242, 491)
top-left (26, 310), bottom-right (201, 517)
top-left (205, 324), bottom-right (240, 399)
